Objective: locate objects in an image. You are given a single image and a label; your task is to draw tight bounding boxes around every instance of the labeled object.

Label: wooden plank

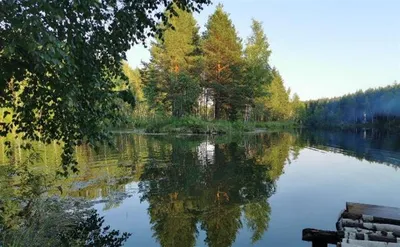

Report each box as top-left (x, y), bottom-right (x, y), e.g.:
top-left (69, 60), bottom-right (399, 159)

top-left (312, 241), bottom-right (328, 247)
top-left (344, 227), bottom-right (397, 238)
top-left (341, 239), bottom-right (400, 246)
top-left (302, 228), bottom-right (340, 244)
top-left (347, 203), bottom-right (400, 221)
top-left (340, 219), bottom-right (400, 236)
top-left (341, 212), bottom-right (400, 226)
top-left (342, 228), bottom-right (399, 243)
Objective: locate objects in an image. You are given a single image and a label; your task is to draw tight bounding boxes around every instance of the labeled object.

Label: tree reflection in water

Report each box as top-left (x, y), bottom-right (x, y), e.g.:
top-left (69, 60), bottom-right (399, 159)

top-left (139, 133), bottom-right (295, 247)
top-left (5, 130), bottom-right (393, 246)
top-left (0, 135), bottom-right (135, 246)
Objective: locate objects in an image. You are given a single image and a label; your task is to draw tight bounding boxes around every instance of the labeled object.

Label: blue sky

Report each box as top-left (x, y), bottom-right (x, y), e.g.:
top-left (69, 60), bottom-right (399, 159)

top-left (126, 0), bottom-right (400, 100)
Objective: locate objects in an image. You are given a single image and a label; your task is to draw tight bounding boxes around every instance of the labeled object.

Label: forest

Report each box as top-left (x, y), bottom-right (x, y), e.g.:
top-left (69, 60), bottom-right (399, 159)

top-left (303, 83), bottom-right (400, 130)
top-left (118, 4), bottom-right (302, 125)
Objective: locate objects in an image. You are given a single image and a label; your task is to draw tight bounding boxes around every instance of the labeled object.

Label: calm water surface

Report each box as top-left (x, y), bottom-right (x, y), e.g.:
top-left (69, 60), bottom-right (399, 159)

top-left (3, 130), bottom-right (400, 246)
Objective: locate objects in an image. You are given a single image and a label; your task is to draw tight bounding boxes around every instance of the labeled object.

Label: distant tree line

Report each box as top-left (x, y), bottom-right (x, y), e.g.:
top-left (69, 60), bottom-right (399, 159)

top-left (303, 82), bottom-right (400, 129)
top-left (124, 4), bottom-right (301, 122)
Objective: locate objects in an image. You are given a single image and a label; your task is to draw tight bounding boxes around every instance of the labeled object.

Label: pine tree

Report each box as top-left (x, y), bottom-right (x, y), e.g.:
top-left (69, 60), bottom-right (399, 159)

top-left (202, 4), bottom-right (243, 120)
top-left (141, 62), bottom-right (165, 114)
top-left (152, 6), bottom-right (201, 74)
top-left (142, 6), bottom-right (202, 117)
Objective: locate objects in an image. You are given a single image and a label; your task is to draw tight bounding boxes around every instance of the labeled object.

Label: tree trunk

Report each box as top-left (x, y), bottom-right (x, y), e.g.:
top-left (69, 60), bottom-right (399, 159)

top-left (215, 98), bottom-right (221, 120)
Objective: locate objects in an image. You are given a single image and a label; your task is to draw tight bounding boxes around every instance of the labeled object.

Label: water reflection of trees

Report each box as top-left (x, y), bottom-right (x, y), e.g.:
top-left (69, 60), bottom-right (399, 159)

top-left (0, 134), bottom-right (148, 202)
top-left (0, 139), bottom-right (132, 246)
top-left (139, 133), bottom-right (295, 247)
top-left (7, 130), bottom-right (399, 246)
top-left (298, 130), bottom-right (400, 168)
top-left (0, 133), bottom-right (150, 246)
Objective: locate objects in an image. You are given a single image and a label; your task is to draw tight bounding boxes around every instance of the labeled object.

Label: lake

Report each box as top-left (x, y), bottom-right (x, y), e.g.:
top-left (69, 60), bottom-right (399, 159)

top-left (2, 130), bottom-right (400, 246)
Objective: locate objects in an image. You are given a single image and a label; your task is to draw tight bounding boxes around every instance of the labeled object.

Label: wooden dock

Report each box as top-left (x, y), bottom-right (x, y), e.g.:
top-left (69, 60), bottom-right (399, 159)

top-left (302, 202), bottom-right (400, 247)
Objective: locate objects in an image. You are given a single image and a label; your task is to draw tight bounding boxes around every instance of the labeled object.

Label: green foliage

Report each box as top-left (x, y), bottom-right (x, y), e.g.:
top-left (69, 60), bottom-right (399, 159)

top-left (122, 62), bottom-right (145, 102)
top-left (111, 62), bottom-right (150, 122)
top-left (144, 116), bottom-right (262, 134)
top-left (144, 116), bottom-right (234, 134)
top-left (243, 19), bottom-right (296, 122)
top-left (244, 19), bottom-right (272, 112)
top-left (253, 121), bottom-right (298, 129)
top-left (137, 116), bottom-right (297, 134)
top-left (142, 63), bottom-right (166, 114)
top-left (139, 10), bottom-right (296, 123)
top-left (202, 4), bottom-right (244, 120)
top-left (152, 6), bottom-right (202, 74)
top-left (0, 0), bottom-right (211, 174)
top-left (142, 6), bottom-right (202, 117)
top-left (244, 201), bottom-right (271, 243)
top-left (0, 141), bottom-right (133, 246)
top-left (0, 133), bottom-right (162, 246)
top-left (291, 93), bottom-right (306, 123)
top-left (262, 69), bottom-right (292, 121)
top-left (167, 73), bottom-right (202, 117)
top-left (1, 198), bottom-right (131, 247)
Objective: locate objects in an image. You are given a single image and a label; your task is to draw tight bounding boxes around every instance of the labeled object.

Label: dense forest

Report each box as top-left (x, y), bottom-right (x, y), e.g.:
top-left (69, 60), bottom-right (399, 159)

top-left (303, 83), bottom-right (400, 129)
top-left (121, 4), bottom-right (301, 123)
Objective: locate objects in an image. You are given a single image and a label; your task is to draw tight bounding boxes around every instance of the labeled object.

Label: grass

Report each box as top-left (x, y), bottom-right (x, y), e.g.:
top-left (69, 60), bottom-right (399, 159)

top-left (124, 116), bottom-right (298, 134)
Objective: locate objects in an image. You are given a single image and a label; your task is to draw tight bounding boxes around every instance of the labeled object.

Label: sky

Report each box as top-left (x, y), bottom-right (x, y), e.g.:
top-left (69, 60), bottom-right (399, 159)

top-left (126, 0), bottom-right (400, 100)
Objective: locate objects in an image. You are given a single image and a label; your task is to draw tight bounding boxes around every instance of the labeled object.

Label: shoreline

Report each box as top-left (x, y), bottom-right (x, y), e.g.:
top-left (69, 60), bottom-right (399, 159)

top-left (112, 117), bottom-right (298, 135)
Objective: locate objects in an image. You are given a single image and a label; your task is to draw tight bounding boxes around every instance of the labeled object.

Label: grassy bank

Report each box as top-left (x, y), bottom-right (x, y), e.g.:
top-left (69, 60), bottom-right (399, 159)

top-left (123, 116), bottom-right (297, 134)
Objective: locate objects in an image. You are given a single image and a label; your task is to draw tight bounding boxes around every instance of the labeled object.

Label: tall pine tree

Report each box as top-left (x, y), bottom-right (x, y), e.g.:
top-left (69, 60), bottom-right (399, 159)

top-left (142, 6), bottom-right (202, 117)
top-left (202, 4), bottom-right (243, 120)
